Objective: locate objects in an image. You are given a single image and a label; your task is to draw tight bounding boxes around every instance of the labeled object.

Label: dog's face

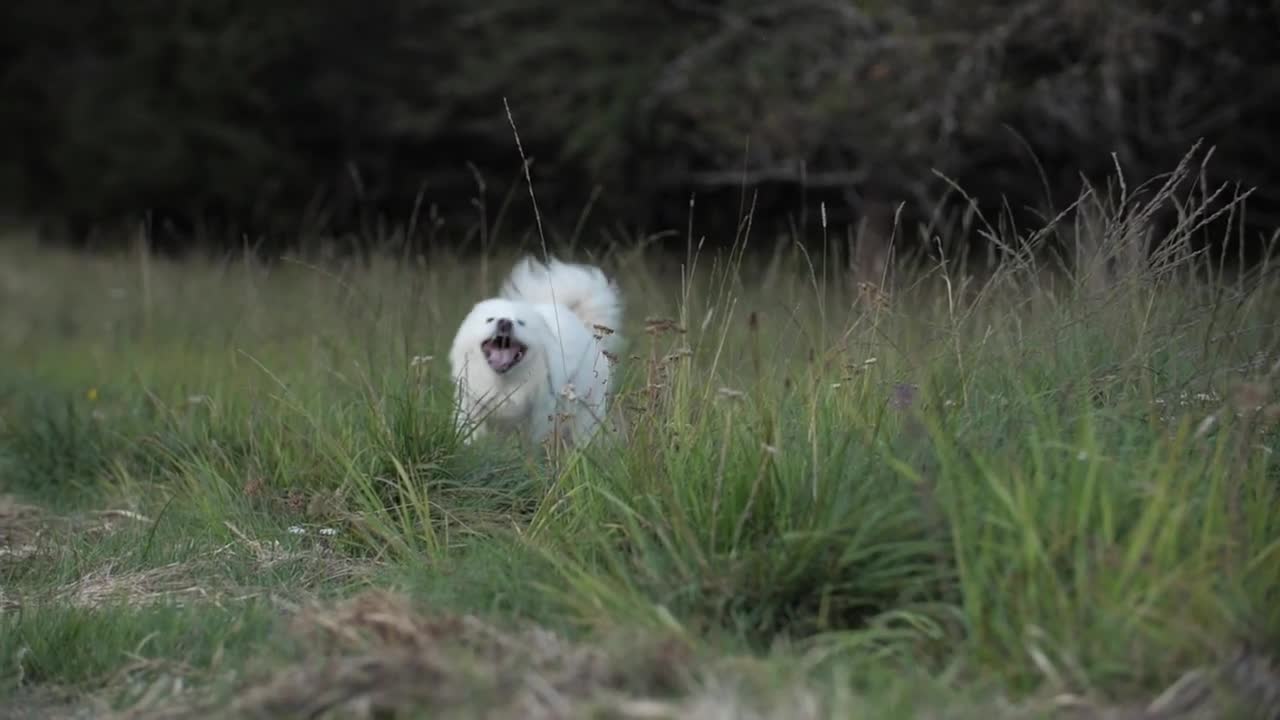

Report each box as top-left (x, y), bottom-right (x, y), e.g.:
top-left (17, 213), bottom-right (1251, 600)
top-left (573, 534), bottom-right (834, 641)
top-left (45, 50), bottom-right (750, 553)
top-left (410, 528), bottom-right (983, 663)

top-left (454, 299), bottom-right (545, 377)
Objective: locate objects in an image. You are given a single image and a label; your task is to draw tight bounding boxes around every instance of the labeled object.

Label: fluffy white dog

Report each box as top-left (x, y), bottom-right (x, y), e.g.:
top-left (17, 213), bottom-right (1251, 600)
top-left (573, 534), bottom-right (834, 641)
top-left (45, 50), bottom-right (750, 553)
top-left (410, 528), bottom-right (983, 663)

top-left (448, 256), bottom-right (623, 448)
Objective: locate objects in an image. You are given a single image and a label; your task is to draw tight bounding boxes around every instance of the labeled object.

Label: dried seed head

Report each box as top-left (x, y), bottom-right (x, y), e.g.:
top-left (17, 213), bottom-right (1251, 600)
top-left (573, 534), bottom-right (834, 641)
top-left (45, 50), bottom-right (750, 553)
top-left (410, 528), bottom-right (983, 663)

top-left (644, 317), bottom-right (686, 335)
top-left (662, 348), bottom-right (693, 363)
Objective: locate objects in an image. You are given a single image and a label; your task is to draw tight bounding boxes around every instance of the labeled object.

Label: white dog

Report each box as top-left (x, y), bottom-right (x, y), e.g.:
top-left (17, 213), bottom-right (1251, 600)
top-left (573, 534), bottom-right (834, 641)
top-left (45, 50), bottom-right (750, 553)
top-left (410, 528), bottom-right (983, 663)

top-left (448, 256), bottom-right (623, 448)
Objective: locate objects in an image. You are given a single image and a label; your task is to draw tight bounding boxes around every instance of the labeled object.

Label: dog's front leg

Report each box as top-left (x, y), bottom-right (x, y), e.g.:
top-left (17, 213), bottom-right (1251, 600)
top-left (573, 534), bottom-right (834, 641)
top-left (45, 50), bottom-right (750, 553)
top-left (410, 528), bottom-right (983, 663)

top-left (526, 393), bottom-right (560, 446)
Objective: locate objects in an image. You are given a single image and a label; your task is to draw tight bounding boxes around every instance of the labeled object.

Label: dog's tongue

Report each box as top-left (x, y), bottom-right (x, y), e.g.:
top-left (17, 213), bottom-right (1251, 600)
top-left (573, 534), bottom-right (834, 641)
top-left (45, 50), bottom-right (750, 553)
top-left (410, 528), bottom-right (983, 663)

top-left (486, 345), bottom-right (520, 372)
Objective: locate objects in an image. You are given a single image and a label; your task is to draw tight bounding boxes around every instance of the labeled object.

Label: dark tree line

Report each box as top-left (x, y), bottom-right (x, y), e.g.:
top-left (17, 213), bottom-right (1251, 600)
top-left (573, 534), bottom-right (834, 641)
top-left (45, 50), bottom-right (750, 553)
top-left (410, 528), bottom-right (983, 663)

top-left (3, 0), bottom-right (1279, 256)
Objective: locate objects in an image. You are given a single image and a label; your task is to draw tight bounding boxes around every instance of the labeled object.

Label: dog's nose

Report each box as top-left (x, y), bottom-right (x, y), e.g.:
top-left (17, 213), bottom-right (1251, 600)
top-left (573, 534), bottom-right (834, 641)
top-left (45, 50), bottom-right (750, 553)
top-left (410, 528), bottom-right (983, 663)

top-left (496, 318), bottom-right (514, 333)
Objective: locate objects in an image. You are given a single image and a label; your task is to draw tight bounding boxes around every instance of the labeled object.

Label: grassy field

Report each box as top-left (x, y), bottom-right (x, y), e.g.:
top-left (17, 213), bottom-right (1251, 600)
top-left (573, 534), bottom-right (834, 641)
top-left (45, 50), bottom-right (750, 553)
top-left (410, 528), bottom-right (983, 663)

top-left (2, 166), bottom-right (1280, 718)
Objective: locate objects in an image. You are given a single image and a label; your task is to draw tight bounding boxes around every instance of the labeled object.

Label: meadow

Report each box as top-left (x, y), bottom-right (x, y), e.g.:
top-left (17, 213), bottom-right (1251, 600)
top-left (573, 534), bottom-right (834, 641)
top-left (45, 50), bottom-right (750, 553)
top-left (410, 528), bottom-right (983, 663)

top-left (2, 160), bottom-right (1279, 718)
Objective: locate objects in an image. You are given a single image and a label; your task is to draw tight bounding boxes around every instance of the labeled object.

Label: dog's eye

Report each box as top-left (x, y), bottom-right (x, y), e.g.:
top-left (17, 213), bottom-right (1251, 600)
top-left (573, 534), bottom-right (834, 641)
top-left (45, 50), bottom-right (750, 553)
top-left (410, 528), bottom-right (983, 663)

top-left (485, 317), bottom-right (494, 323)
top-left (517, 320), bottom-right (526, 326)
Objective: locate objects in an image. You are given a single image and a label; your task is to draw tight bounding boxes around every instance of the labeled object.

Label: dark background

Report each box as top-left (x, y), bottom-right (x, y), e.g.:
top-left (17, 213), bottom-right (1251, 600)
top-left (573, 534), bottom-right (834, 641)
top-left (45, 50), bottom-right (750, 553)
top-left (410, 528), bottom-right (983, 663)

top-left (3, 0), bottom-right (1279, 259)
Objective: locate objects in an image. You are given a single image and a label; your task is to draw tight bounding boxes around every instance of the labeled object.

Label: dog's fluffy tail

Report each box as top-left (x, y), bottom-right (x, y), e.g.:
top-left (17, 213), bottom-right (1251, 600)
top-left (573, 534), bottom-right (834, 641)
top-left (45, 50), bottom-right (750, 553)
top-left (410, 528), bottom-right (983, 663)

top-left (502, 256), bottom-right (623, 353)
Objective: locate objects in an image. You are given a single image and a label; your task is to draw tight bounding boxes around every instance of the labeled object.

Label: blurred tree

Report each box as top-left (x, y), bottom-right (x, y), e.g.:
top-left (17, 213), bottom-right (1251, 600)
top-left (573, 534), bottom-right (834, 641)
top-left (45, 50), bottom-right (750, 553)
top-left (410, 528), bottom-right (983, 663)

top-left (1, 0), bottom-right (1277, 255)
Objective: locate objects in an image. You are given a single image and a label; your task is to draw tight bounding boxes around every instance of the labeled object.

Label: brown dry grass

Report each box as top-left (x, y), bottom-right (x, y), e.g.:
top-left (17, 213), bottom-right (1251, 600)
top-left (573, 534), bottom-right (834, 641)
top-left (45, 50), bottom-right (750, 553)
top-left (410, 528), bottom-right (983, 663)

top-left (49, 562), bottom-right (218, 611)
top-left (0, 494), bottom-right (51, 556)
top-left (1, 504), bottom-right (367, 614)
top-left (1, 494), bottom-right (56, 612)
top-left (119, 589), bottom-right (695, 720)
top-left (0, 496), bottom-right (154, 562)
top-left (112, 590), bottom-right (1280, 720)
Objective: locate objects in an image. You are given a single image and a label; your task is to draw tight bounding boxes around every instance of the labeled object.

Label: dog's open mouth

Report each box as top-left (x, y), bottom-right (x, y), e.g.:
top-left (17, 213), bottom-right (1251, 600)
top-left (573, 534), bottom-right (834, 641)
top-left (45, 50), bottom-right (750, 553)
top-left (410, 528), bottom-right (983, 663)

top-left (482, 333), bottom-right (527, 373)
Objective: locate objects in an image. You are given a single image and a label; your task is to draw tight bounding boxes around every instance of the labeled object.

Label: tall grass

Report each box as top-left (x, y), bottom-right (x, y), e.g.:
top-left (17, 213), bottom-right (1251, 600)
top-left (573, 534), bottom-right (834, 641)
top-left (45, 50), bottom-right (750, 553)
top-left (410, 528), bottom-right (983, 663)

top-left (1, 153), bottom-right (1278, 710)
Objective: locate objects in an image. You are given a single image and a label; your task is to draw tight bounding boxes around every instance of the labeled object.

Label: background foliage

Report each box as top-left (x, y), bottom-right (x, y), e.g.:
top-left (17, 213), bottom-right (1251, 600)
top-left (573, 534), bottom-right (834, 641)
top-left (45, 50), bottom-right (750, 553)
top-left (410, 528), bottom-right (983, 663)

top-left (3, 0), bottom-right (1280, 252)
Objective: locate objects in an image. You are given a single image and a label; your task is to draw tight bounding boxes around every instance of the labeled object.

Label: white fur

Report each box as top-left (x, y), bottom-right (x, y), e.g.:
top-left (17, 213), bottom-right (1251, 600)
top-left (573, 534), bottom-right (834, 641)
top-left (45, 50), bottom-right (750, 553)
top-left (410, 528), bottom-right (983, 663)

top-left (448, 256), bottom-right (623, 448)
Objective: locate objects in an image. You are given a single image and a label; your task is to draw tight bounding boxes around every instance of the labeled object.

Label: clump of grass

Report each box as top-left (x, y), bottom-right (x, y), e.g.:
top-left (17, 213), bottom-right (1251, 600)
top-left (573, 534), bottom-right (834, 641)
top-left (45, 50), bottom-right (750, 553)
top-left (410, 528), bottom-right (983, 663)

top-left (1, 393), bottom-right (120, 502)
top-left (520, 153), bottom-right (1280, 698)
top-left (0, 600), bottom-right (281, 698)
